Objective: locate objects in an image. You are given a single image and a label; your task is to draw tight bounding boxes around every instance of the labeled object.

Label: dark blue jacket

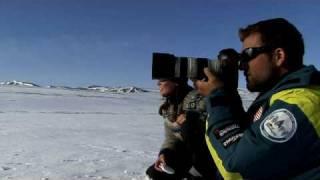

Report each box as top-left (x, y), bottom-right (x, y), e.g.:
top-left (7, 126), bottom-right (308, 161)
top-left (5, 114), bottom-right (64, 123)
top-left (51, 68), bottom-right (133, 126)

top-left (205, 65), bottom-right (320, 179)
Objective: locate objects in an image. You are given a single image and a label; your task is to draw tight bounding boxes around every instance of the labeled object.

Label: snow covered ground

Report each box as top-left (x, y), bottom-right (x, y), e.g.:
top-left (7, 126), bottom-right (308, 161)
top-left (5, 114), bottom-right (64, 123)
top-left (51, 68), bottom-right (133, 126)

top-left (0, 85), bottom-right (255, 180)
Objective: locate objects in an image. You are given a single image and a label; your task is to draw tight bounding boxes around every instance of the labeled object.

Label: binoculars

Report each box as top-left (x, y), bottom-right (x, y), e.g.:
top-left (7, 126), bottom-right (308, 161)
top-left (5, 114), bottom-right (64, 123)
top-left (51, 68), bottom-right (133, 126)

top-left (152, 49), bottom-right (240, 82)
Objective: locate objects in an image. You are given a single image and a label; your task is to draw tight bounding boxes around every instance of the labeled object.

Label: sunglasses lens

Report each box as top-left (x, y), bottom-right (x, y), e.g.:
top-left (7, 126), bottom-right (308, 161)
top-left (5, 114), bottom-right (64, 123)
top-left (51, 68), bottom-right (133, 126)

top-left (240, 46), bottom-right (270, 64)
top-left (245, 48), bottom-right (255, 58)
top-left (239, 49), bottom-right (251, 64)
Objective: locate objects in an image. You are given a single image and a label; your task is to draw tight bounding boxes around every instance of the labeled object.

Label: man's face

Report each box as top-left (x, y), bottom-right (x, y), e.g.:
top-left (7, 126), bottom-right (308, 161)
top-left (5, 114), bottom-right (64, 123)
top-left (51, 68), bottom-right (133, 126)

top-left (241, 33), bottom-right (276, 92)
top-left (157, 80), bottom-right (177, 97)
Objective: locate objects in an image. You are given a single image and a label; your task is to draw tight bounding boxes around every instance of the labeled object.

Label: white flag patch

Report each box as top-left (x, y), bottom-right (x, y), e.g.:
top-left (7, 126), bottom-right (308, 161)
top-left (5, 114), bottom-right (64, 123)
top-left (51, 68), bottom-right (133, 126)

top-left (260, 109), bottom-right (297, 143)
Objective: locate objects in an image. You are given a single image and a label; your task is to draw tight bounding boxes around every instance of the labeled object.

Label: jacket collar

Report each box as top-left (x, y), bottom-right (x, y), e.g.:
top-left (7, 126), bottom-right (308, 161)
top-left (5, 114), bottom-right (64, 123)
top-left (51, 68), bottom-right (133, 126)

top-left (251, 65), bottom-right (320, 107)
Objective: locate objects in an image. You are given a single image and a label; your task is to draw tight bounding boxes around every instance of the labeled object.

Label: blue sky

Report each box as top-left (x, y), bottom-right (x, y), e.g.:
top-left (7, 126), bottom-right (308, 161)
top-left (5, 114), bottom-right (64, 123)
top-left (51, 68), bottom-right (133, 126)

top-left (0, 0), bottom-right (319, 88)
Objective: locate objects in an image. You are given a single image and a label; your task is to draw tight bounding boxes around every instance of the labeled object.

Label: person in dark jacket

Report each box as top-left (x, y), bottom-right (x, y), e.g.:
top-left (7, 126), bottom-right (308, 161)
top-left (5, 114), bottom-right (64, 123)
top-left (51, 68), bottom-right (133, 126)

top-left (146, 77), bottom-right (219, 180)
top-left (180, 89), bottom-right (220, 180)
top-left (195, 18), bottom-right (320, 179)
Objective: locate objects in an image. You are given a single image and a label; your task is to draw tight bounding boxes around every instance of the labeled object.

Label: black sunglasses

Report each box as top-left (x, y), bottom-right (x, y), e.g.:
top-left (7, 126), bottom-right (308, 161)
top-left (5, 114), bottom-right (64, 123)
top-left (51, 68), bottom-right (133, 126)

top-left (240, 46), bottom-right (273, 64)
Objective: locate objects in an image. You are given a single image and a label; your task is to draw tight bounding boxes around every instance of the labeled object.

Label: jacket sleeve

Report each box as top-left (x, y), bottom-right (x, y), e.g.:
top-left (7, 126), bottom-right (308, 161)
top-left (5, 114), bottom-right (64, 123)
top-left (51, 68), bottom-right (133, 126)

top-left (205, 88), bottom-right (319, 178)
top-left (160, 119), bottom-right (183, 155)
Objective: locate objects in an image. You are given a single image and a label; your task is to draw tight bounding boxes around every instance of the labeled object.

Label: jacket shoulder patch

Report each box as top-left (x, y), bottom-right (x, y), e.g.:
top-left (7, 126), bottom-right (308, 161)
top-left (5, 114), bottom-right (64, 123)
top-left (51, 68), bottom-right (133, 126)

top-left (260, 109), bottom-right (297, 143)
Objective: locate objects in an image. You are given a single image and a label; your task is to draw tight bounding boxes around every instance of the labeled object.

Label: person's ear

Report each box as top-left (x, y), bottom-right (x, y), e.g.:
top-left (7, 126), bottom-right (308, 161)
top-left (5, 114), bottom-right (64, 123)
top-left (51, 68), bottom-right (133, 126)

top-left (273, 48), bottom-right (286, 67)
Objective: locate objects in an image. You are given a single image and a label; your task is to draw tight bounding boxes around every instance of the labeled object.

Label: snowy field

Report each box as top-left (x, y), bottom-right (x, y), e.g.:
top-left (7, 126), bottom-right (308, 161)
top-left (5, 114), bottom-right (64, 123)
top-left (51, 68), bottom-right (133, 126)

top-left (0, 85), bottom-right (255, 180)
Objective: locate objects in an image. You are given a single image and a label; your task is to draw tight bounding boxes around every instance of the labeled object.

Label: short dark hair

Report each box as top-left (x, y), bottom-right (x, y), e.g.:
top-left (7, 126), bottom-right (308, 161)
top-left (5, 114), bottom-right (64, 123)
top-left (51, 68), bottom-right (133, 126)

top-left (239, 18), bottom-right (304, 71)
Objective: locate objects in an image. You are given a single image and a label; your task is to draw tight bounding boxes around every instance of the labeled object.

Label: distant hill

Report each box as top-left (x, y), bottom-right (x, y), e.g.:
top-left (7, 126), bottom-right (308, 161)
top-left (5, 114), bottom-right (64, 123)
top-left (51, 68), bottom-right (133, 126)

top-left (0, 81), bottom-right (257, 98)
top-left (0, 80), bottom-right (40, 87)
top-left (87, 86), bottom-right (149, 93)
top-left (0, 80), bottom-right (149, 93)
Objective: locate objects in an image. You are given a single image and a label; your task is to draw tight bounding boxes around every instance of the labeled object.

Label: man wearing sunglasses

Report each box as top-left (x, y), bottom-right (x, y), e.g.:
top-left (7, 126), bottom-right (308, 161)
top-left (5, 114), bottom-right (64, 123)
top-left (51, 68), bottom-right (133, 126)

top-left (195, 18), bottom-right (320, 179)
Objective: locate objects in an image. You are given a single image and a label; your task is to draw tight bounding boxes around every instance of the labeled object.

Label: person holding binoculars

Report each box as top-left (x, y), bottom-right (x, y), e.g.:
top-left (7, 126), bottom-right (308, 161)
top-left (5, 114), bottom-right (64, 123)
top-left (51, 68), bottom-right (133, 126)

top-left (196, 18), bottom-right (320, 179)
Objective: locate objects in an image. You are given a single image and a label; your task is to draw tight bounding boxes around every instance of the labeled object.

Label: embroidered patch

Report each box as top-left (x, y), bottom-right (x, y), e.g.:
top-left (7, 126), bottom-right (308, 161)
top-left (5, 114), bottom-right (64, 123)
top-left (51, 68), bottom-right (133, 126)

top-left (260, 109), bottom-right (297, 143)
top-left (214, 124), bottom-right (240, 139)
top-left (222, 133), bottom-right (243, 148)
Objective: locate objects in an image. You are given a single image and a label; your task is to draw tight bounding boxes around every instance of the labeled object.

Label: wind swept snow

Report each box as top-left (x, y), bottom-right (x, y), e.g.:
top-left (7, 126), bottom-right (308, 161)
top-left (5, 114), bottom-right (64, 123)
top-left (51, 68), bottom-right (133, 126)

top-left (0, 86), bottom-right (255, 180)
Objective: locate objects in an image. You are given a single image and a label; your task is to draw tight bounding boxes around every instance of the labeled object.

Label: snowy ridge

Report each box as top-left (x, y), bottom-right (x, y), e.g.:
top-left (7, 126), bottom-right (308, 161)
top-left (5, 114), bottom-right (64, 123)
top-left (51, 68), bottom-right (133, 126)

top-left (0, 81), bottom-right (253, 97)
top-left (0, 81), bottom-right (149, 93)
top-left (87, 86), bottom-right (149, 93)
top-left (0, 80), bottom-right (40, 87)
top-left (112, 86), bottom-right (149, 93)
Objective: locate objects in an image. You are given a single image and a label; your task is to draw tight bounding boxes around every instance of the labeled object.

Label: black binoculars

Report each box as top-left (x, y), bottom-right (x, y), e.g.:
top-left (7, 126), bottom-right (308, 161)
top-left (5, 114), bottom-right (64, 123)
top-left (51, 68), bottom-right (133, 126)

top-left (152, 49), bottom-right (239, 81)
